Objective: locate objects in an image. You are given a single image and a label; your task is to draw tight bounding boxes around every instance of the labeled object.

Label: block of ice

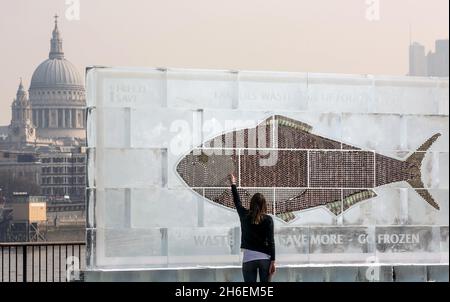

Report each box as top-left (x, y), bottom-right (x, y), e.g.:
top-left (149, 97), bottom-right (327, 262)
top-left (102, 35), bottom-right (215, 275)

top-left (440, 226), bottom-right (449, 253)
top-left (420, 152), bottom-right (443, 189)
top-left (98, 107), bottom-right (130, 148)
top-left (100, 70), bottom-right (165, 108)
top-left (308, 226), bottom-right (373, 263)
top-left (289, 267), bottom-right (325, 282)
top-left (95, 189), bottom-right (130, 229)
top-left (202, 198), bottom-right (241, 227)
top-left (439, 153), bottom-right (449, 189)
top-left (238, 71), bottom-right (308, 111)
top-left (437, 80), bottom-right (449, 115)
top-left (86, 188), bottom-right (96, 229)
top-left (407, 189), bottom-right (449, 225)
top-left (307, 74), bottom-right (373, 114)
top-left (323, 267), bottom-right (360, 282)
top-left (131, 107), bottom-right (201, 150)
top-left (406, 115), bottom-right (449, 153)
top-left (130, 188), bottom-right (199, 228)
top-left (167, 150), bottom-right (187, 189)
top-left (392, 266), bottom-right (428, 282)
top-left (86, 67), bottom-right (101, 107)
top-left (341, 113), bottom-right (406, 151)
top-left (167, 227), bottom-right (241, 266)
top-left (343, 187), bottom-right (408, 225)
top-left (167, 69), bottom-right (237, 109)
top-left (86, 107), bottom-right (96, 147)
top-left (427, 265), bottom-right (449, 281)
top-left (373, 76), bottom-right (439, 115)
top-left (309, 226), bottom-right (372, 253)
top-left (213, 268), bottom-right (243, 282)
top-left (181, 269), bottom-right (217, 281)
top-left (86, 147), bottom-right (96, 188)
top-left (98, 148), bottom-right (167, 188)
top-left (86, 228), bottom-right (96, 269)
top-left (275, 227), bottom-right (309, 256)
top-left (95, 228), bottom-right (168, 268)
top-left (168, 227), bottom-right (238, 256)
top-left (102, 228), bottom-right (164, 257)
top-left (85, 67), bottom-right (449, 270)
top-left (375, 226), bottom-right (440, 256)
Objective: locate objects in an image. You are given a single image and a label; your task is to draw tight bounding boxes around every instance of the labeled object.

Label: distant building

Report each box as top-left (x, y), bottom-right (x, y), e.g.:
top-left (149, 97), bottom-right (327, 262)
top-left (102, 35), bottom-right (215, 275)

top-left (39, 147), bottom-right (86, 202)
top-left (8, 80), bottom-right (37, 147)
top-left (0, 126), bottom-right (9, 140)
top-left (0, 16), bottom-right (86, 204)
top-left (409, 42), bottom-right (427, 76)
top-left (0, 147), bottom-right (85, 202)
top-left (409, 39), bottom-right (449, 77)
top-left (427, 39), bottom-right (449, 77)
top-left (29, 15), bottom-right (86, 139)
top-left (0, 150), bottom-right (41, 197)
top-left (1, 15), bottom-right (85, 145)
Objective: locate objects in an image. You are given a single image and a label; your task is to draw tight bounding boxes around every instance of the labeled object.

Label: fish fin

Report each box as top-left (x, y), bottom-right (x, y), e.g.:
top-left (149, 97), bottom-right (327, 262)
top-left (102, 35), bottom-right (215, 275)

top-left (342, 143), bottom-right (361, 150)
top-left (283, 189), bottom-right (307, 201)
top-left (275, 189), bottom-right (307, 216)
top-left (326, 200), bottom-right (343, 216)
top-left (341, 189), bottom-right (377, 212)
top-left (265, 115), bottom-right (313, 133)
top-left (405, 133), bottom-right (441, 210)
top-left (276, 212), bottom-right (296, 223)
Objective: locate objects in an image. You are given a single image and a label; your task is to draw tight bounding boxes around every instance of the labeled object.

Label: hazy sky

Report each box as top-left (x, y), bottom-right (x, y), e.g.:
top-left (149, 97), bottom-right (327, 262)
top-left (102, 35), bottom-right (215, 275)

top-left (0, 0), bottom-right (448, 124)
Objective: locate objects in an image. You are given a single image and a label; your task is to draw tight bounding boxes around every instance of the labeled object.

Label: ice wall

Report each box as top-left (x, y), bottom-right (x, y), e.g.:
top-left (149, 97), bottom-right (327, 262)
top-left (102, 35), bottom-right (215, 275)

top-left (86, 67), bottom-right (448, 270)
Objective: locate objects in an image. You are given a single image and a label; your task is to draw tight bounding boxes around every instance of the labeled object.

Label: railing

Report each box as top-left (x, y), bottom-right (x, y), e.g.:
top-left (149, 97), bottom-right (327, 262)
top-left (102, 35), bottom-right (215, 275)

top-left (0, 241), bottom-right (85, 282)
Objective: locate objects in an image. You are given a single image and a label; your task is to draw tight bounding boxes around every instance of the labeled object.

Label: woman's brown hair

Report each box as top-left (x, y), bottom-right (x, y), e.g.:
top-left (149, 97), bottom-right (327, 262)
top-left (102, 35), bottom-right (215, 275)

top-left (248, 193), bottom-right (268, 224)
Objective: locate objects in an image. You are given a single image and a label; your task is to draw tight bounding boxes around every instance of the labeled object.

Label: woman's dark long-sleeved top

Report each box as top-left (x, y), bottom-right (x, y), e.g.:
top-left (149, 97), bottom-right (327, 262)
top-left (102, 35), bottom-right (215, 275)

top-left (231, 184), bottom-right (275, 261)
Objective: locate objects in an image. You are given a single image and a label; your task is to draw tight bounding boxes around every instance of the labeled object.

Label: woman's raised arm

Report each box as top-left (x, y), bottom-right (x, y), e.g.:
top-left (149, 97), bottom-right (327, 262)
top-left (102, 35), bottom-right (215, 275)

top-left (229, 173), bottom-right (246, 217)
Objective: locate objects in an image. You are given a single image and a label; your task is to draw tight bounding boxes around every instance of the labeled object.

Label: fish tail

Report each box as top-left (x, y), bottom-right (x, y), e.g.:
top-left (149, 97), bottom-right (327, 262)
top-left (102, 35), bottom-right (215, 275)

top-left (405, 133), bottom-right (441, 210)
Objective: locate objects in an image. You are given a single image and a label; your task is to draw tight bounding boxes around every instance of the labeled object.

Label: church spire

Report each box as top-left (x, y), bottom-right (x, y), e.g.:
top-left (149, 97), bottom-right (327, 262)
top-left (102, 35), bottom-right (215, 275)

top-left (49, 14), bottom-right (64, 59)
top-left (18, 77), bottom-right (24, 92)
top-left (16, 77), bottom-right (27, 100)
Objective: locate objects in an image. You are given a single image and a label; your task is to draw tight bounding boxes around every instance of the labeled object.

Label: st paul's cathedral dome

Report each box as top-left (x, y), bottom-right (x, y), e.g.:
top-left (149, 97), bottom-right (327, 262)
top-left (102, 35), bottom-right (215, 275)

top-left (28, 15), bottom-right (86, 139)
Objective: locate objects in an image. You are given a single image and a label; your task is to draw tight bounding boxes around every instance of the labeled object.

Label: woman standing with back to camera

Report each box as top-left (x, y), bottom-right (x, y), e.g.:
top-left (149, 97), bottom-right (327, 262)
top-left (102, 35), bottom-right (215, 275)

top-left (228, 174), bottom-right (276, 282)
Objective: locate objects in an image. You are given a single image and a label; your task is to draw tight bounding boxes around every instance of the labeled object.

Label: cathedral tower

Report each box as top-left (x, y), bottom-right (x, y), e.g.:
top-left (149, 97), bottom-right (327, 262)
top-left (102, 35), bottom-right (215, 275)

top-left (8, 79), bottom-right (36, 145)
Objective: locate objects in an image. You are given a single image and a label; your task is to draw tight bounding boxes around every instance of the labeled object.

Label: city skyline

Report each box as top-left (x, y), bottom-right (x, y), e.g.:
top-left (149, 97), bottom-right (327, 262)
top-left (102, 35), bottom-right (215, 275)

top-left (0, 0), bottom-right (449, 125)
top-left (409, 39), bottom-right (449, 76)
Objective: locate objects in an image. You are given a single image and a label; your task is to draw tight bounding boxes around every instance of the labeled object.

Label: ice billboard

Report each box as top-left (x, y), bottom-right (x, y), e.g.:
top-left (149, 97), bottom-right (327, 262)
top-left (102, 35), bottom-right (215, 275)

top-left (85, 67), bottom-right (448, 270)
